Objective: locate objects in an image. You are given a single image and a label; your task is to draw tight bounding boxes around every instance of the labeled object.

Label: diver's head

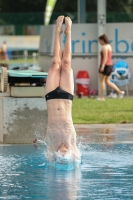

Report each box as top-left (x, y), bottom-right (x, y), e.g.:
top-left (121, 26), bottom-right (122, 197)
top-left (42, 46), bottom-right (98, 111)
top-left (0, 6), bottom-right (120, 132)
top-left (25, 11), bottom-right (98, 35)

top-left (58, 144), bottom-right (69, 154)
top-left (55, 144), bottom-right (73, 164)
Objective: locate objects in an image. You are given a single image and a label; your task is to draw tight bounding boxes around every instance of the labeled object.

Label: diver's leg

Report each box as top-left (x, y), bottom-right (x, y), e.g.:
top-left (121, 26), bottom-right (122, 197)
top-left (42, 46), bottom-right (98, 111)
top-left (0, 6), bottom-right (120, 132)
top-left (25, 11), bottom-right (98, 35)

top-left (45, 16), bottom-right (64, 94)
top-left (60, 16), bottom-right (74, 94)
top-left (99, 73), bottom-right (106, 100)
top-left (105, 75), bottom-right (124, 94)
top-left (59, 17), bottom-right (79, 157)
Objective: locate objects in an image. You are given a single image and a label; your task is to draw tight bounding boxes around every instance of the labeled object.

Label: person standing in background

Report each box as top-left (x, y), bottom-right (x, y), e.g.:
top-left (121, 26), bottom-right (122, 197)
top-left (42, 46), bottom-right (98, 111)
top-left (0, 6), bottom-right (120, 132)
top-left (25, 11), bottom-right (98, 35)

top-left (0, 41), bottom-right (8, 68)
top-left (1, 41), bottom-right (8, 61)
top-left (98, 34), bottom-right (125, 100)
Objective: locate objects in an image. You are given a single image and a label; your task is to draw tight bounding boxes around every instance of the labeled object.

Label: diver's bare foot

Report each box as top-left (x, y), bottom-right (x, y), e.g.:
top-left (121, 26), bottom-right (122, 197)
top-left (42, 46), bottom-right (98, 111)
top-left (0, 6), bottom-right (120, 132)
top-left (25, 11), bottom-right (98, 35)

top-left (64, 16), bottom-right (72, 35)
top-left (56, 16), bottom-right (64, 34)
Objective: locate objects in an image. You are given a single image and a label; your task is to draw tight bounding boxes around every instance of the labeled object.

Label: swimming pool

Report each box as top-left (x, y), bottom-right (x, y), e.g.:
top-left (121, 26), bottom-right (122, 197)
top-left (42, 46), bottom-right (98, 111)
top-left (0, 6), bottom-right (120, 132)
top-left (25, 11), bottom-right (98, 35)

top-left (0, 128), bottom-right (133, 199)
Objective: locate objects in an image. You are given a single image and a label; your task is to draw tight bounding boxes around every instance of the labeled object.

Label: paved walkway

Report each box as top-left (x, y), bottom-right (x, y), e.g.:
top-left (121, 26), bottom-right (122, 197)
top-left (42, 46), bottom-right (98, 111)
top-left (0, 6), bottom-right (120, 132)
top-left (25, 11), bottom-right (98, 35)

top-left (0, 124), bottom-right (133, 145)
top-left (74, 123), bottom-right (133, 130)
top-left (74, 123), bottom-right (133, 144)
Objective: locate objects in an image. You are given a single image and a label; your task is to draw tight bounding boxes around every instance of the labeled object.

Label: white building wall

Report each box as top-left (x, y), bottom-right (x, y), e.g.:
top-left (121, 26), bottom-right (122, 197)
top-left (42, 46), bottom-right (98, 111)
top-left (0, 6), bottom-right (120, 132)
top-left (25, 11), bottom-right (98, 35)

top-left (0, 23), bottom-right (132, 94)
top-left (39, 23), bottom-right (133, 94)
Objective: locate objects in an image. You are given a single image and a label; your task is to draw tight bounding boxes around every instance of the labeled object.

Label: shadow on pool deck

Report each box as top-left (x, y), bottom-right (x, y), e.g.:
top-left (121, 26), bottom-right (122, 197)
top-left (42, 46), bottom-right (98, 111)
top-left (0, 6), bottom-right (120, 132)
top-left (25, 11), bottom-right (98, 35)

top-left (75, 123), bottom-right (133, 144)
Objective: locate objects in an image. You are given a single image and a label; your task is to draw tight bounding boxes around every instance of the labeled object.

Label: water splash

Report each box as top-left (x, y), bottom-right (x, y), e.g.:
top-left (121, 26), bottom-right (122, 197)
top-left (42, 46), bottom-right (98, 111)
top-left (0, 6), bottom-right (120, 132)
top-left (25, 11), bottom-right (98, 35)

top-left (46, 149), bottom-right (81, 170)
top-left (33, 132), bottom-right (82, 170)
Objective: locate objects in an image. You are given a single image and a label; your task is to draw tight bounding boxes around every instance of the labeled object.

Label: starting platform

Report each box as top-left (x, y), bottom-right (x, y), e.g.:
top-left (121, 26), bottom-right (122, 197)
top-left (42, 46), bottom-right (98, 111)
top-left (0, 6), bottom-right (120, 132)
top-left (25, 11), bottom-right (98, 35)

top-left (0, 67), bottom-right (48, 97)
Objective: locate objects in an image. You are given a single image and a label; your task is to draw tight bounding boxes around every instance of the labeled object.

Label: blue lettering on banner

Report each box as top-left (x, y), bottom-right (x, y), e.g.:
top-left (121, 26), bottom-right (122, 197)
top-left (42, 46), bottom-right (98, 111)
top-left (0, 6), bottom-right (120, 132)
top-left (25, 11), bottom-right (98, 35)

top-left (131, 42), bottom-right (133, 51)
top-left (62, 35), bottom-right (66, 44)
top-left (88, 40), bottom-right (97, 53)
top-left (115, 29), bottom-right (129, 53)
top-left (62, 28), bottom-right (133, 53)
top-left (82, 32), bottom-right (86, 53)
top-left (72, 40), bottom-right (80, 53)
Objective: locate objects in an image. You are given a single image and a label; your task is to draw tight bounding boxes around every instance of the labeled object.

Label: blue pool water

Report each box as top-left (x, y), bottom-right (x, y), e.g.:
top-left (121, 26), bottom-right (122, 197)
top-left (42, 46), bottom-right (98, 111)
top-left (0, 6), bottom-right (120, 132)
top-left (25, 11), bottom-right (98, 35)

top-left (0, 142), bottom-right (133, 200)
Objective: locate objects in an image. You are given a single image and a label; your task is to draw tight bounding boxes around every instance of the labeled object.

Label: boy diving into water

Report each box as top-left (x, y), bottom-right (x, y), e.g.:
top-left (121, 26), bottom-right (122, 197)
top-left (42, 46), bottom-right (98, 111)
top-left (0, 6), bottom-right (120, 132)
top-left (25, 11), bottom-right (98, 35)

top-left (45, 16), bottom-right (80, 165)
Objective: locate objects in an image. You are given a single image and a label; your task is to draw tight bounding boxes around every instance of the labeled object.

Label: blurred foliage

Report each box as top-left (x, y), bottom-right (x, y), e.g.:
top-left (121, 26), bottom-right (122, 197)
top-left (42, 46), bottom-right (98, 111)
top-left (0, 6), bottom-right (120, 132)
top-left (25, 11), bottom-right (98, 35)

top-left (0, 0), bottom-right (47, 12)
top-left (107, 0), bottom-right (133, 12)
top-left (0, 0), bottom-right (133, 13)
top-left (0, 12), bottom-right (44, 25)
top-left (0, 0), bottom-right (133, 25)
top-left (0, 11), bottom-right (133, 26)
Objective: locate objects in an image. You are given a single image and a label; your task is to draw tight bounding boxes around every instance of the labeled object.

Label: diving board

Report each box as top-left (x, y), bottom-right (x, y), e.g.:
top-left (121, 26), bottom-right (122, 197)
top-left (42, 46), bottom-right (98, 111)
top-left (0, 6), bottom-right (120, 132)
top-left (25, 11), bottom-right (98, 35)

top-left (0, 67), bottom-right (48, 97)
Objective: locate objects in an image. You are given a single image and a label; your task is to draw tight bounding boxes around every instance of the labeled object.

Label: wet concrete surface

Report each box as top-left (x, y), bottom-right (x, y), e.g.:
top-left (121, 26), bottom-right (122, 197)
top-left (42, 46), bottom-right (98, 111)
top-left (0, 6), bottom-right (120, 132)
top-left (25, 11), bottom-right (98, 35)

top-left (0, 123), bottom-right (133, 145)
top-left (0, 97), bottom-right (47, 144)
top-left (75, 124), bottom-right (133, 144)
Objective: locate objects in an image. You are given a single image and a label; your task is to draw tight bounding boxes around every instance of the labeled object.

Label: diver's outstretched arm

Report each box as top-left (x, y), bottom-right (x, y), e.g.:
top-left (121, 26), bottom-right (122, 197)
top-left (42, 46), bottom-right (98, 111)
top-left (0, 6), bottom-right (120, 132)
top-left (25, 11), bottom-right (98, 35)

top-left (60, 16), bottom-right (74, 94)
top-left (61, 17), bottom-right (72, 69)
top-left (45, 16), bottom-right (64, 94)
top-left (52, 16), bottom-right (64, 69)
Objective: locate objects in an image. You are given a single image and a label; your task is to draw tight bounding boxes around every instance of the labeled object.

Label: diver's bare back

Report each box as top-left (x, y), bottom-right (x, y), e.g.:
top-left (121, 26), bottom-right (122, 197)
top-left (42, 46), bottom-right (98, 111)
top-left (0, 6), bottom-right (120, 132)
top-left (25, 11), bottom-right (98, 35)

top-left (46, 98), bottom-right (76, 150)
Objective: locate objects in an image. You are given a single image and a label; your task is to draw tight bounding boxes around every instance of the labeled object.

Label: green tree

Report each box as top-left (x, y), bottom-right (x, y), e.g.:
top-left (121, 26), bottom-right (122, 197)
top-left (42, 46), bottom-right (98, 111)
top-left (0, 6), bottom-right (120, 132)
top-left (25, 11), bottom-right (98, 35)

top-left (107, 0), bottom-right (133, 22)
top-left (0, 0), bottom-right (47, 12)
top-left (0, 0), bottom-right (133, 13)
top-left (0, 0), bottom-right (133, 24)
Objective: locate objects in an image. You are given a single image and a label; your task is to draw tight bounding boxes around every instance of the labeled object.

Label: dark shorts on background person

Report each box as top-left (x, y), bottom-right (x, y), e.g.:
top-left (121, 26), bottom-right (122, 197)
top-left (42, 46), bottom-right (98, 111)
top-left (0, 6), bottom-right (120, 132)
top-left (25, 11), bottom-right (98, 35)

top-left (99, 65), bottom-right (113, 76)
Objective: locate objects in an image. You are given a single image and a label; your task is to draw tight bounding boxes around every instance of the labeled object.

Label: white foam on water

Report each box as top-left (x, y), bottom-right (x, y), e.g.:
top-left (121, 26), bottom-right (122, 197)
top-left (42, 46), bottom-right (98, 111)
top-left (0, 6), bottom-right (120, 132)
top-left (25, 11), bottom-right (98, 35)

top-left (45, 148), bottom-right (81, 170)
top-left (34, 132), bottom-right (82, 170)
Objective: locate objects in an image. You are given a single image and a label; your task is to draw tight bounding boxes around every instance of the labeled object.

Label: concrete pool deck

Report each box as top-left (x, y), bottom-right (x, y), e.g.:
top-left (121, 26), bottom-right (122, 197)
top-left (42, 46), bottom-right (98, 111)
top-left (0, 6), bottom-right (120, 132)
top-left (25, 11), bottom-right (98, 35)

top-left (0, 123), bottom-right (132, 145)
top-left (75, 123), bottom-right (133, 144)
top-left (75, 123), bottom-right (133, 130)
top-left (0, 93), bottom-right (132, 144)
